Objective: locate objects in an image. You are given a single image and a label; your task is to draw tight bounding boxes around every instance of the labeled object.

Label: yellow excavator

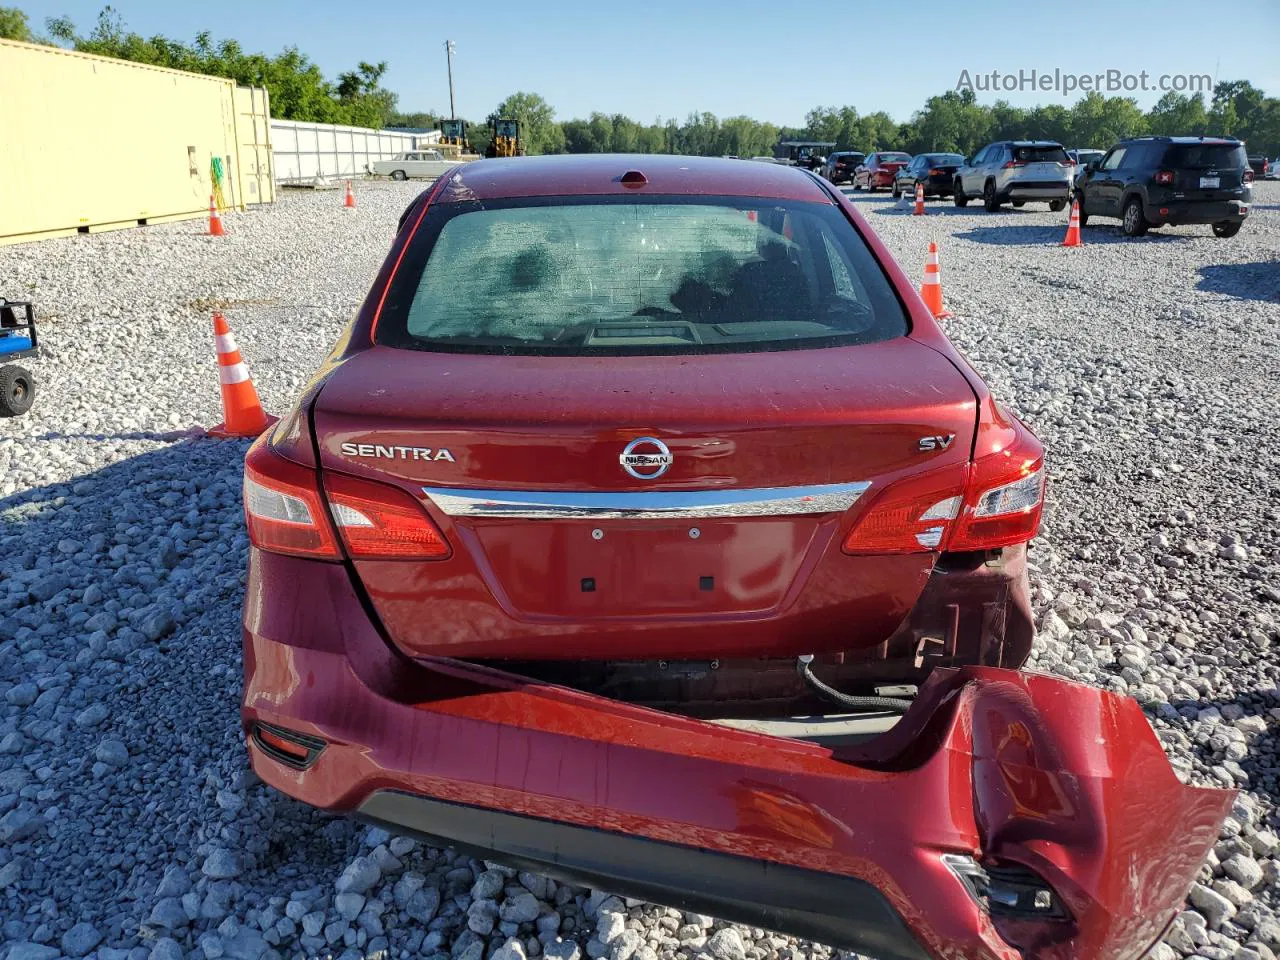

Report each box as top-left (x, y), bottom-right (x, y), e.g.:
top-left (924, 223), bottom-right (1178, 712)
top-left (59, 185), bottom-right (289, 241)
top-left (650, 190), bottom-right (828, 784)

top-left (486, 118), bottom-right (523, 158)
top-left (438, 118), bottom-right (480, 163)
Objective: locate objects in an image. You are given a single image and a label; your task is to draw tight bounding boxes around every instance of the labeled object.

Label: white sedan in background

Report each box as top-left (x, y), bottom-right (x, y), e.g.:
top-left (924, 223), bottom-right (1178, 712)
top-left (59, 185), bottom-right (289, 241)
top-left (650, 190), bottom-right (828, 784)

top-left (369, 150), bottom-right (460, 180)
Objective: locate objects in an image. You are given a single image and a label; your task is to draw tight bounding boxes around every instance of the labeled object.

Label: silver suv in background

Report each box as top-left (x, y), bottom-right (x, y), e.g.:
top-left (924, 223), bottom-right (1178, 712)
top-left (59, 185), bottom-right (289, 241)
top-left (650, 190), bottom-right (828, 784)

top-left (954, 140), bottom-right (1073, 212)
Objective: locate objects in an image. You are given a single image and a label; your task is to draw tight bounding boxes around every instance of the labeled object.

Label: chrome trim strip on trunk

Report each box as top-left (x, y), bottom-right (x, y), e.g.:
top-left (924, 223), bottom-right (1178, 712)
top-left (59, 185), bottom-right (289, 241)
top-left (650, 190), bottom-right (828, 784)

top-left (422, 482), bottom-right (872, 520)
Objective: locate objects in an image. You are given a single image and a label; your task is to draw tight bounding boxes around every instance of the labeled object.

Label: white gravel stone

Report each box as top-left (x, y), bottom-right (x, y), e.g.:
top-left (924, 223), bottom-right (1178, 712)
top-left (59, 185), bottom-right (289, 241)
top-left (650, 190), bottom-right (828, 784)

top-left (60, 922), bottom-right (103, 957)
top-left (1225, 854), bottom-right (1267, 890)
top-left (1, 180), bottom-right (1278, 960)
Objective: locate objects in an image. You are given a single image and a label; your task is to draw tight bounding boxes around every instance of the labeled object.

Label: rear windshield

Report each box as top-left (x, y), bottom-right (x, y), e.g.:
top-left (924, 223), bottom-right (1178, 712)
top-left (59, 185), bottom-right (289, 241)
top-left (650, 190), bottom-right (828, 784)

top-left (1014, 145), bottom-right (1069, 163)
top-left (925, 154), bottom-right (964, 165)
top-left (376, 195), bottom-right (909, 355)
top-left (1166, 143), bottom-right (1247, 169)
top-left (880, 154), bottom-right (910, 162)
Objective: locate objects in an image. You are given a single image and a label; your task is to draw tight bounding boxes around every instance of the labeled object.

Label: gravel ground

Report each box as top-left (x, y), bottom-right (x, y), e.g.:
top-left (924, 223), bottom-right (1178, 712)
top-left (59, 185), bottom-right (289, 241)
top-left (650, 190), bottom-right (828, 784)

top-left (1, 177), bottom-right (1278, 960)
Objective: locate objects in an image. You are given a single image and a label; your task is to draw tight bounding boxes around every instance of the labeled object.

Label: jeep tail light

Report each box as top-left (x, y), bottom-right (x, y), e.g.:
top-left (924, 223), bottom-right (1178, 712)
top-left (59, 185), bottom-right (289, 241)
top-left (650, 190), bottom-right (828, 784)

top-left (323, 473), bottom-right (450, 560)
top-left (1243, 169), bottom-right (1254, 184)
top-left (843, 414), bottom-right (1045, 555)
top-left (244, 438), bottom-right (341, 560)
top-left (1154, 170), bottom-right (1175, 185)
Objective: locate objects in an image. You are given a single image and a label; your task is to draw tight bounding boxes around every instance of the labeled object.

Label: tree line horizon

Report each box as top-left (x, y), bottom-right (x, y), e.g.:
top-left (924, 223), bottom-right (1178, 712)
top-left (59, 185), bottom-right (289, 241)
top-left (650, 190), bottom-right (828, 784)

top-left (3, 5), bottom-right (1277, 158)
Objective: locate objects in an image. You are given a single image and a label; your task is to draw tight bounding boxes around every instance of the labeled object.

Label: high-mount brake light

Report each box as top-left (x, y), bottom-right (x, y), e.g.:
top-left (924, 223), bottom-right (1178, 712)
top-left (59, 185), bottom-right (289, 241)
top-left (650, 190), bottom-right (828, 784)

top-left (323, 473), bottom-right (450, 560)
top-left (243, 439), bottom-right (340, 559)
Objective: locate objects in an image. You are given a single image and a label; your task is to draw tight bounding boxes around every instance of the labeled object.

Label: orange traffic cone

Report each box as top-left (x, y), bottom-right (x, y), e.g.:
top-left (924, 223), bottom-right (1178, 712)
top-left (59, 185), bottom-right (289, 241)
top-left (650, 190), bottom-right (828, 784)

top-left (208, 195), bottom-right (225, 236)
top-left (1062, 199), bottom-right (1083, 247)
top-left (913, 182), bottom-right (925, 216)
top-left (920, 241), bottom-right (952, 319)
top-left (209, 313), bottom-right (276, 438)
top-left (343, 180), bottom-right (356, 209)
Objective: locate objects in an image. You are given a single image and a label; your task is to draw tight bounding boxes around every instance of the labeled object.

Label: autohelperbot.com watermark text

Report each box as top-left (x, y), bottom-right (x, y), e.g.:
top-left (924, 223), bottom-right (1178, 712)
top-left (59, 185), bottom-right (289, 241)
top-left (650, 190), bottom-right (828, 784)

top-left (956, 68), bottom-right (1213, 98)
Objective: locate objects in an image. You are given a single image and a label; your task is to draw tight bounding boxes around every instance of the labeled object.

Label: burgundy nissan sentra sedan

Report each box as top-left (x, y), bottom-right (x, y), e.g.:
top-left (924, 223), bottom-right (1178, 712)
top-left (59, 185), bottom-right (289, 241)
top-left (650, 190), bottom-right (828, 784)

top-left (241, 155), bottom-right (1231, 960)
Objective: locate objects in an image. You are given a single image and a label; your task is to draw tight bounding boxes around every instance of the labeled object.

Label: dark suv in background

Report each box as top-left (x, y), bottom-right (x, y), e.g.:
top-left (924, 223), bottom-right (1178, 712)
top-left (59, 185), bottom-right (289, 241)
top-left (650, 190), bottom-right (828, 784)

top-left (821, 151), bottom-right (865, 184)
top-left (1076, 136), bottom-right (1252, 238)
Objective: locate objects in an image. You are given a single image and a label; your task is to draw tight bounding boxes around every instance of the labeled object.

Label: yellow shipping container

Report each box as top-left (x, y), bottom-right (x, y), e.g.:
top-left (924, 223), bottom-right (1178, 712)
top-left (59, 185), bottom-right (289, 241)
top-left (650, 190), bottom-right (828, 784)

top-left (0, 38), bottom-right (274, 246)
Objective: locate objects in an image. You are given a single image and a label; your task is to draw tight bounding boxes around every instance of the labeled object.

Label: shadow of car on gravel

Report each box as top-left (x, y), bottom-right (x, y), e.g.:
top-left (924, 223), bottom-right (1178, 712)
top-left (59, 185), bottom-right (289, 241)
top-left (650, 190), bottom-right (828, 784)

top-left (954, 225), bottom-right (1195, 246)
top-left (1197, 262), bottom-right (1280, 303)
top-left (0, 439), bottom-right (362, 940)
top-left (869, 204), bottom-right (1003, 218)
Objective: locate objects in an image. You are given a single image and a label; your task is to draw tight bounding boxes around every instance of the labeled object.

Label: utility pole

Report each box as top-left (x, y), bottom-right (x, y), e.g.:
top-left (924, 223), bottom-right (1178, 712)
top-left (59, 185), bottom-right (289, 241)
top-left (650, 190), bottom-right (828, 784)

top-left (445, 40), bottom-right (456, 120)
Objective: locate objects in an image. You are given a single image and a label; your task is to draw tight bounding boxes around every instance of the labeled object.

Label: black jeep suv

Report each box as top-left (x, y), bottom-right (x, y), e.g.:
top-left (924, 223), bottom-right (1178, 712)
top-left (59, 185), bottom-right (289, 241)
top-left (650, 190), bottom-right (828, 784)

top-left (1076, 136), bottom-right (1252, 238)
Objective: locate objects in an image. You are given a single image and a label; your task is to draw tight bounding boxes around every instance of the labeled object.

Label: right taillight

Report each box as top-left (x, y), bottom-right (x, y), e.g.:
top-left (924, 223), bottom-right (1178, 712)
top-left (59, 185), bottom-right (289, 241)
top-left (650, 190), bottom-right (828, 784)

top-left (949, 415), bottom-right (1045, 551)
top-left (244, 438), bottom-right (341, 560)
top-left (843, 462), bottom-right (969, 555)
top-left (843, 414), bottom-right (1045, 555)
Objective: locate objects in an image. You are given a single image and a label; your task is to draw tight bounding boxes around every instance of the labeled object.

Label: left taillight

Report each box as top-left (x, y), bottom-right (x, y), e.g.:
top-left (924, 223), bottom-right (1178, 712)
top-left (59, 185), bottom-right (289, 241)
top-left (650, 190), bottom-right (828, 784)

top-left (244, 439), bottom-right (452, 561)
top-left (323, 473), bottom-right (450, 560)
top-left (244, 438), bottom-right (341, 560)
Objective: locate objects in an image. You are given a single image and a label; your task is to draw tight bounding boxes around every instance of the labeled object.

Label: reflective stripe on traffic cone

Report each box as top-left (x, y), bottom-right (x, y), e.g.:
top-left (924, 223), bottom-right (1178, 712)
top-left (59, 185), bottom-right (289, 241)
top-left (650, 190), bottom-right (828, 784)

top-left (913, 182), bottom-right (925, 216)
top-left (1062, 199), bottom-right (1083, 247)
top-left (208, 195), bottom-right (225, 236)
top-left (208, 313), bottom-right (275, 438)
top-left (920, 241), bottom-right (952, 319)
top-left (344, 180), bottom-right (356, 209)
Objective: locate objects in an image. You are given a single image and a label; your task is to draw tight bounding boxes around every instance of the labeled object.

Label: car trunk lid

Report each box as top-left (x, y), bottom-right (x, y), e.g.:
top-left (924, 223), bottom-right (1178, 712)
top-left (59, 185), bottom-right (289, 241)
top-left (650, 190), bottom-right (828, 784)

top-left (312, 337), bottom-right (977, 658)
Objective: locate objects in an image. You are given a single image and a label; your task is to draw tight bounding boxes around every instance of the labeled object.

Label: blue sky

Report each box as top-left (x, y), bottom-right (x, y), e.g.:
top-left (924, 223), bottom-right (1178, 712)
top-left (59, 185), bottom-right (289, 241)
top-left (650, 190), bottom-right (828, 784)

top-left (20, 0), bottom-right (1280, 126)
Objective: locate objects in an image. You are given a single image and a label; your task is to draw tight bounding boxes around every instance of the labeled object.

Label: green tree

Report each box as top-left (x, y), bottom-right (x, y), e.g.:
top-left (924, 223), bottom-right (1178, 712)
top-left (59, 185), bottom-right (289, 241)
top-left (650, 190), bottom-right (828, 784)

top-left (1146, 92), bottom-right (1210, 136)
top-left (388, 111), bottom-right (442, 129)
top-left (40, 5), bottom-right (399, 127)
top-left (1065, 93), bottom-right (1145, 146)
top-left (0, 5), bottom-right (34, 40)
top-left (493, 91), bottom-right (562, 155)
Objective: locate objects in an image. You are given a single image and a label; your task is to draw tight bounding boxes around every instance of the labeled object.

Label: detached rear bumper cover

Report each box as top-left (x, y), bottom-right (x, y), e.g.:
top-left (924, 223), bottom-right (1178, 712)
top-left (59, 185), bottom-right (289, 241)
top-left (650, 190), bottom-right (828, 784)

top-left (243, 551), bottom-right (1232, 960)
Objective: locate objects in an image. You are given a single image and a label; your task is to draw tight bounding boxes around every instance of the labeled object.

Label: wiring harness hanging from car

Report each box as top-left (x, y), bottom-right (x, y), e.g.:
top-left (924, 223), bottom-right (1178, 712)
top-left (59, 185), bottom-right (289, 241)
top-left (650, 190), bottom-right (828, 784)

top-left (794, 654), bottom-right (915, 714)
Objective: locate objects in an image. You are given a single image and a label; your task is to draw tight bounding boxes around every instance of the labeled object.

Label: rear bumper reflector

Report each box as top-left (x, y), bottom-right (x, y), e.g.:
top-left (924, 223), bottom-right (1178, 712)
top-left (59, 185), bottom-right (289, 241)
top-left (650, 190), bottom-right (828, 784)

top-left (422, 482), bottom-right (872, 519)
top-left (250, 721), bottom-right (326, 769)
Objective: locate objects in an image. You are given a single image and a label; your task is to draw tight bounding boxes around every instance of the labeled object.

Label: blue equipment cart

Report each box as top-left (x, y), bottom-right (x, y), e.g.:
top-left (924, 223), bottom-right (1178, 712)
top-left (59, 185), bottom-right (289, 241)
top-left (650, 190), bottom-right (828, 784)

top-left (0, 299), bottom-right (38, 417)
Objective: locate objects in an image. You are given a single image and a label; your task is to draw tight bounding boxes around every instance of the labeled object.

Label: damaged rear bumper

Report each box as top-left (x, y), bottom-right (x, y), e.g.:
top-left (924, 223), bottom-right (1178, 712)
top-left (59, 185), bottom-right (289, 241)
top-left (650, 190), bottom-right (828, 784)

top-left (243, 550), bottom-right (1233, 960)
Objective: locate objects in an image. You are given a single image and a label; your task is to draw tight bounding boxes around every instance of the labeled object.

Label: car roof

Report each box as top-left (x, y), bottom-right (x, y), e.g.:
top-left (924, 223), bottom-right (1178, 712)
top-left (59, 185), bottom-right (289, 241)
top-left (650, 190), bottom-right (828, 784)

top-left (434, 154), bottom-right (834, 203)
top-left (1122, 136), bottom-right (1241, 145)
top-left (1006, 140), bottom-right (1065, 147)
